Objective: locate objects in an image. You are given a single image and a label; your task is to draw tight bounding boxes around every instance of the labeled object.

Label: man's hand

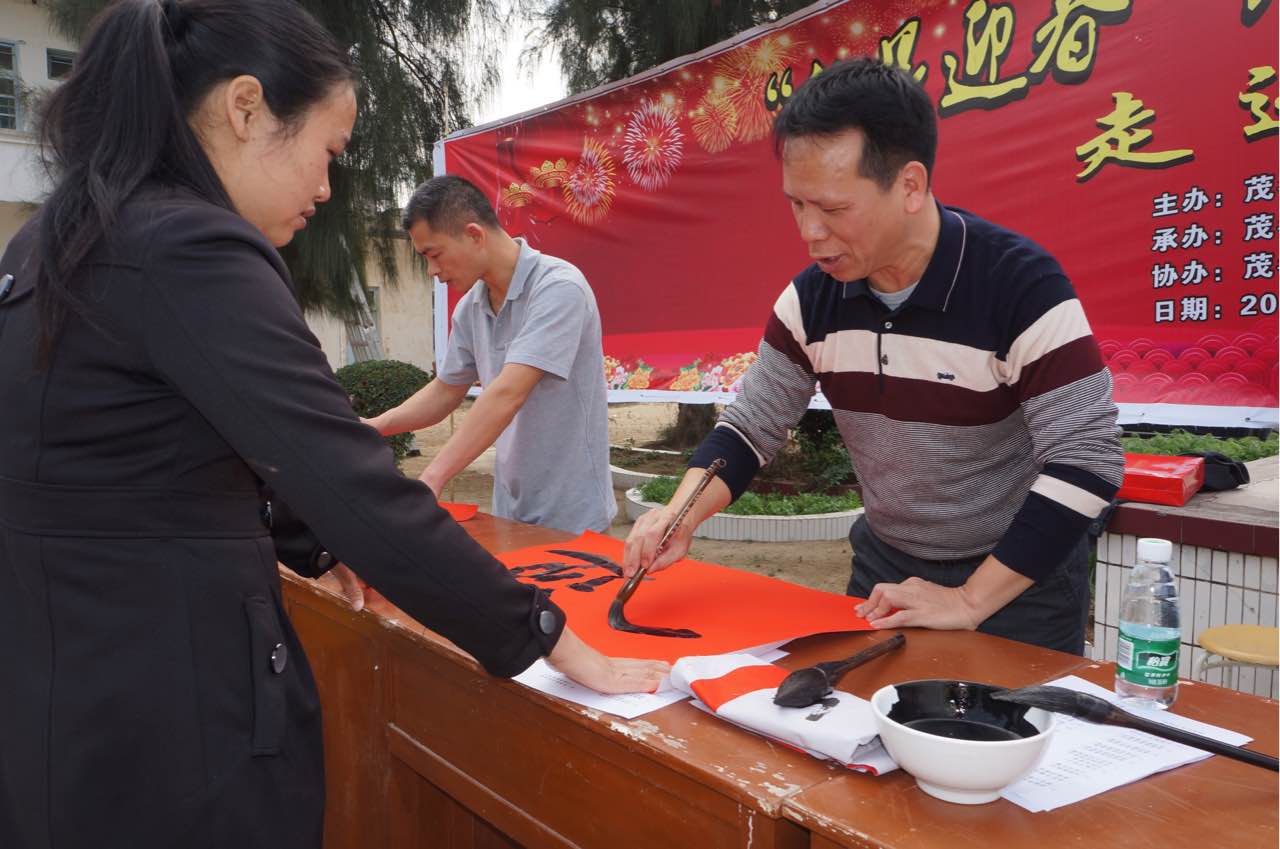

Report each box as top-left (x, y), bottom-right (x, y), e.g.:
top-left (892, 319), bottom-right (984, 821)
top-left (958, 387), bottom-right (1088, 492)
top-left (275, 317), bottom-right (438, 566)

top-left (546, 627), bottom-right (670, 694)
top-left (621, 468), bottom-right (731, 578)
top-left (855, 554), bottom-right (1034, 631)
top-left (855, 577), bottom-right (983, 631)
top-left (621, 505), bottom-right (693, 578)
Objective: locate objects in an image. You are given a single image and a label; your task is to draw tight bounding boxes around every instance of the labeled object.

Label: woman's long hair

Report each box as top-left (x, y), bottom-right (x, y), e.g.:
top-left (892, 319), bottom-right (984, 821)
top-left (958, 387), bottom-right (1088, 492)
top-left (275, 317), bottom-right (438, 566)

top-left (35, 0), bottom-right (353, 363)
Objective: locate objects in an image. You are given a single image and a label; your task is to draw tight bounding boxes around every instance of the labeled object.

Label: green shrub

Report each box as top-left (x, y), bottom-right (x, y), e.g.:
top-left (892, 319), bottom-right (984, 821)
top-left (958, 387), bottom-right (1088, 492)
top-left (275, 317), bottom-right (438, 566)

top-left (335, 359), bottom-right (433, 461)
top-left (794, 411), bottom-right (856, 490)
top-left (1120, 430), bottom-right (1278, 463)
top-left (638, 476), bottom-right (861, 516)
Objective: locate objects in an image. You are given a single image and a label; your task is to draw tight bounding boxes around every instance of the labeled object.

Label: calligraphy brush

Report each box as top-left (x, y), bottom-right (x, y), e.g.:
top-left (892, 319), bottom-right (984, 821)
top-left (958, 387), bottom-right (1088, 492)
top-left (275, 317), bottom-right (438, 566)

top-left (607, 458), bottom-right (725, 638)
top-left (773, 633), bottom-right (906, 708)
top-left (992, 685), bottom-right (1279, 771)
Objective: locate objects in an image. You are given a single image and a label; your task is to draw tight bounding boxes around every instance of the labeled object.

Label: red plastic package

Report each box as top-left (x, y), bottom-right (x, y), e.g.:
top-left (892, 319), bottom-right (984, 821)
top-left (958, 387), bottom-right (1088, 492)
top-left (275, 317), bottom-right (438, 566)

top-left (1116, 454), bottom-right (1205, 506)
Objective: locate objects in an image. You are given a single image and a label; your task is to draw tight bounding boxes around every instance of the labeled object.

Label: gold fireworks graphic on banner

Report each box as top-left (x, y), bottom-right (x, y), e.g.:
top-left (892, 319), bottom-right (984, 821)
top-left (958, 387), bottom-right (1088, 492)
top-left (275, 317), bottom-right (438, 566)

top-left (622, 99), bottom-right (685, 190)
top-left (715, 34), bottom-right (802, 142)
top-left (692, 90), bottom-right (739, 153)
top-left (564, 137), bottom-right (616, 224)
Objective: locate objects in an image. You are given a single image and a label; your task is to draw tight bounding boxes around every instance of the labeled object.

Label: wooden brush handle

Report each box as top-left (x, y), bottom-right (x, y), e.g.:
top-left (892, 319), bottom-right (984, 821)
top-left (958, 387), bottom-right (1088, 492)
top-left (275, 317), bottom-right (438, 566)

top-left (819, 633), bottom-right (907, 682)
top-left (653, 458), bottom-right (726, 556)
top-left (1110, 708), bottom-right (1279, 771)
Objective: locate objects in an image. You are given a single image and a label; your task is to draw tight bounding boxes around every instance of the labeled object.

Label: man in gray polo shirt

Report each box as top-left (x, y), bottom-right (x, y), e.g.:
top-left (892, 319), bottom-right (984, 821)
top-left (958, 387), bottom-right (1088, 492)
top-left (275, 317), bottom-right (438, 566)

top-left (368, 175), bottom-right (616, 534)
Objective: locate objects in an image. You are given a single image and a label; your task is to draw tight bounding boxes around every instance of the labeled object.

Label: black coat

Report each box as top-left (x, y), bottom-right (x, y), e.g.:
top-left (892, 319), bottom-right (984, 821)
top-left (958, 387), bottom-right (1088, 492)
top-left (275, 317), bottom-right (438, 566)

top-left (0, 188), bottom-right (565, 849)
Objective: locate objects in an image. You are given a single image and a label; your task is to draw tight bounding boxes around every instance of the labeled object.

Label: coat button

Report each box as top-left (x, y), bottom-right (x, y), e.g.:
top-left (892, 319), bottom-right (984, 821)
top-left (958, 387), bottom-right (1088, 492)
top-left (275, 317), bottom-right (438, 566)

top-left (537, 610), bottom-right (557, 635)
top-left (260, 501), bottom-right (273, 529)
top-left (0, 274), bottom-right (13, 302)
top-left (884, 321), bottom-right (893, 330)
top-left (270, 642), bottom-right (288, 674)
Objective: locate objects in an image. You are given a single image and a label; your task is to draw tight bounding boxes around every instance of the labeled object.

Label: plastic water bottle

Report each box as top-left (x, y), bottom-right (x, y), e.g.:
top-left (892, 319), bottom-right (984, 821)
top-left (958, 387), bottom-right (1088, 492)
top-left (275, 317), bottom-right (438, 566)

top-left (1115, 538), bottom-right (1180, 709)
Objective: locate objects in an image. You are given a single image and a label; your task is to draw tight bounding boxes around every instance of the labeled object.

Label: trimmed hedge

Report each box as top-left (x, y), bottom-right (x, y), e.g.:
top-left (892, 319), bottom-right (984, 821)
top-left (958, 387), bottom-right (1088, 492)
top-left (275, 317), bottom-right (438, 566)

top-left (335, 359), bottom-right (433, 461)
top-left (1121, 429), bottom-right (1278, 463)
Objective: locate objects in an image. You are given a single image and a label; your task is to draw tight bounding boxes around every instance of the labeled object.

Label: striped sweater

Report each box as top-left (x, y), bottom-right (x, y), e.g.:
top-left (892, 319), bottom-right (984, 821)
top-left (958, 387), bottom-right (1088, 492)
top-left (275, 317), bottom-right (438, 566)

top-left (690, 203), bottom-right (1124, 582)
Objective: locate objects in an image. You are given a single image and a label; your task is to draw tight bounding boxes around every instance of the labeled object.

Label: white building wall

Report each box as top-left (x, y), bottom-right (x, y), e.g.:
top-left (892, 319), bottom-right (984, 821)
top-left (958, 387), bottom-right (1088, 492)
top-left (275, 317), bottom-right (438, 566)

top-left (304, 237), bottom-right (436, 374)
top-left (0, 0), bottom-right (77, 245)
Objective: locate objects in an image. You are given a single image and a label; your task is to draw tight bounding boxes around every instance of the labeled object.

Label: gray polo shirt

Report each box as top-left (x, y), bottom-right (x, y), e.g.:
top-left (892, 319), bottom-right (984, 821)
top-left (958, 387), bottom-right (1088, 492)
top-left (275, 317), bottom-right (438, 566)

top-left (439, 239), bottom-right (616, 534)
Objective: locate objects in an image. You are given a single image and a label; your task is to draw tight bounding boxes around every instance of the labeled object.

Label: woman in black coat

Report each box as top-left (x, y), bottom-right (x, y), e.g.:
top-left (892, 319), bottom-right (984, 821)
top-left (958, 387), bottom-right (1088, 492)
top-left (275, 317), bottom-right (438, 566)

top-left (0, 2), bottom-right (666, 847)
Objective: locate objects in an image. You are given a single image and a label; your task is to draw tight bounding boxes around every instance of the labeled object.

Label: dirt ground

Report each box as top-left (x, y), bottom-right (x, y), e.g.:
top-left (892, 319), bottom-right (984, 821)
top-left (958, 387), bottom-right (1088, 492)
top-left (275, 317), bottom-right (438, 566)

top-left (400, 402), bottom-right (852, 595)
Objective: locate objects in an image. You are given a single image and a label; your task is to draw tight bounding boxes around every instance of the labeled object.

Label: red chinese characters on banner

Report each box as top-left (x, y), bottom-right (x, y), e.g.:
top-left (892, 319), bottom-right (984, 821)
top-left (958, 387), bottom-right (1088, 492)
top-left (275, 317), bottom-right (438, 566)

top-left (442, 0), bottom-right (1278, 418)
top-left (495, 531), bottom-right (873, 664)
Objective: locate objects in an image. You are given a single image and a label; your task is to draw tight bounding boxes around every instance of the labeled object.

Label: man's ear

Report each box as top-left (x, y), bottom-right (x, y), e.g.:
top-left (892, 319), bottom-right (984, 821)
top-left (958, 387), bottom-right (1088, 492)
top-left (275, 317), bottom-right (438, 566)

top-left (899, 160), bottom-right (931, 214)
top-left (222, 75), bottom-right (267, 143)
top-left (463, 221), bottom-right (487, 248)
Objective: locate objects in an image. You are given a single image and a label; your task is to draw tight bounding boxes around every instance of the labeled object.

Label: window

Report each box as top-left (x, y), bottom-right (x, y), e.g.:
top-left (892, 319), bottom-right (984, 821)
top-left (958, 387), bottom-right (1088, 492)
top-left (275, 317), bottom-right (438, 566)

top-left (47, 49), bottom-right (75, 80)
top-left (0, 42), bottom-right (16, 130)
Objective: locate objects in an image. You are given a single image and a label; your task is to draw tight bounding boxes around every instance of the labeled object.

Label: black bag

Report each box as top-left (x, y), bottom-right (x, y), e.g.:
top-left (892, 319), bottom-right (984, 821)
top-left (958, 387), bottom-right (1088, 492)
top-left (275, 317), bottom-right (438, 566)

top-left (1179, 451), bottom-right (1251, 492)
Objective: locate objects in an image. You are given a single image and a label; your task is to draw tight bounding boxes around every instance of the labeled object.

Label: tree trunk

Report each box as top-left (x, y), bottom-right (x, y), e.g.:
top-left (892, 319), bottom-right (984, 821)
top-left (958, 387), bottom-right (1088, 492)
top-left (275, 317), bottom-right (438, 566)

top-left (658, 404), bottom-right (718, 450)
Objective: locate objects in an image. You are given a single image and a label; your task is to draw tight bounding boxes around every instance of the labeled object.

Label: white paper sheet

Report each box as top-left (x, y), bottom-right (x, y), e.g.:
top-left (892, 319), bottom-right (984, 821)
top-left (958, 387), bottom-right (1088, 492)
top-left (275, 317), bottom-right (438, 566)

top-left (1001, 675), bottom-right (1254, 812)
top-left (512, 659), bottom-right (688, 719)
top-left (511, 640), bottom-right (789, 719)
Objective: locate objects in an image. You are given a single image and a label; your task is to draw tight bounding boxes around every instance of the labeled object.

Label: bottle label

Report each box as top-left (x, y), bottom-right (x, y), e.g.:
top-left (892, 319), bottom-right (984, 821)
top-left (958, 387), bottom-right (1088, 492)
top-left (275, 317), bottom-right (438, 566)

top-left (1117, 630), bottom-right (1180, 688)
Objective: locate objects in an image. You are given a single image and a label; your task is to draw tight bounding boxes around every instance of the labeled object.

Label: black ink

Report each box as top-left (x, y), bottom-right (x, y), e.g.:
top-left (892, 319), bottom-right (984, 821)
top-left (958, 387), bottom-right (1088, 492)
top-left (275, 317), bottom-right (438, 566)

top-left (546, 550), bottom-right (625, 576)
top-left (567, 575), bottom-right (620, 592)
top-left (805, 697), bottom-right (840, 722)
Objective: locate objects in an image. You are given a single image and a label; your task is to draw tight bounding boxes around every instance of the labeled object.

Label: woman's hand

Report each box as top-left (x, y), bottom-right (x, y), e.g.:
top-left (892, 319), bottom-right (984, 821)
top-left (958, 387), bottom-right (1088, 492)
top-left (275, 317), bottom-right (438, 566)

top-left (328, 563), bottom-right (367, 611)
top-left (546, 627), bottom-right (670, 694)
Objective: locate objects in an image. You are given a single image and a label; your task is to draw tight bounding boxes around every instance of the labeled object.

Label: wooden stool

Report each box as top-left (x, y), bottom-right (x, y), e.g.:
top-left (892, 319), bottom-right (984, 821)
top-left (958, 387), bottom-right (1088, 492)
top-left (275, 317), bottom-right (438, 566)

top-left (1196, 625), bottom-right (1280, 687)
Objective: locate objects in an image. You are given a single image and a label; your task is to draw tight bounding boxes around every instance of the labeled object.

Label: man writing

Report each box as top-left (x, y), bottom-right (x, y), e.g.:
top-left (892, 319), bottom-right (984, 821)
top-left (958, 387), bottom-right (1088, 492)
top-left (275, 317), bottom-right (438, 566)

top-left (369, 175), bottom-right (616, 534)
top-left (624, 59), bottom-right (1123, 654)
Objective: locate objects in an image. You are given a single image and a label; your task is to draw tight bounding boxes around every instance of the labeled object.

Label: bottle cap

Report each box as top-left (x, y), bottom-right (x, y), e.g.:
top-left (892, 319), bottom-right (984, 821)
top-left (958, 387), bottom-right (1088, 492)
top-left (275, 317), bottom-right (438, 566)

top-left (1137, 538), bottom-right (1173, 564)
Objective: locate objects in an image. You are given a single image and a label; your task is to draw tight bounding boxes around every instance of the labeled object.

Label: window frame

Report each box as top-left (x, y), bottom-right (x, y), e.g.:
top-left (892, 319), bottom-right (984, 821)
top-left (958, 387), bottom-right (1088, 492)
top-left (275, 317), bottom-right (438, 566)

top-left (0, 40), bottom-right (19, 131)
top-left (46, 48), bottom-right (75, 81)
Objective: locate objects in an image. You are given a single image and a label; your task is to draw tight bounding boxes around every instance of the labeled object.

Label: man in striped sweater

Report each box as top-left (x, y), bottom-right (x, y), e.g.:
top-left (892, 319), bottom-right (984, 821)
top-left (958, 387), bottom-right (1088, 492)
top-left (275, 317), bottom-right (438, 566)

top-left (623, 58), bottom-right (1123, 654)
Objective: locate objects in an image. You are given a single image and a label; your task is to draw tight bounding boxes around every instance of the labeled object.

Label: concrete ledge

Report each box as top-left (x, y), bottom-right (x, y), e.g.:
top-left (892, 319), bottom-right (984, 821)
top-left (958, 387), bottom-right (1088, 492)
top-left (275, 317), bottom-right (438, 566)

top-left (623, 488), bottom-right (861, 542)
top-left (610, 465), bottom-right (661, 491)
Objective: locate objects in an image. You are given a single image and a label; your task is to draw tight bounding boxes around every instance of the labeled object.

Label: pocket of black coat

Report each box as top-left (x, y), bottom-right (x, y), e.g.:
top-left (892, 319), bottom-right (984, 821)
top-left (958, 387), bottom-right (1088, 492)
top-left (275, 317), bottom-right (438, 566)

top-left (244, 595), bottom-right (287, 756)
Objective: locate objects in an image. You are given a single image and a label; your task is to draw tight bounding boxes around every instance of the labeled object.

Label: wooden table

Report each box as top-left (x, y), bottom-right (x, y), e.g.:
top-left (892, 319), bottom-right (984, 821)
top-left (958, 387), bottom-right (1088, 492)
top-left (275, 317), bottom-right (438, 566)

top-left (279, 513), bottom-right (1278, 849)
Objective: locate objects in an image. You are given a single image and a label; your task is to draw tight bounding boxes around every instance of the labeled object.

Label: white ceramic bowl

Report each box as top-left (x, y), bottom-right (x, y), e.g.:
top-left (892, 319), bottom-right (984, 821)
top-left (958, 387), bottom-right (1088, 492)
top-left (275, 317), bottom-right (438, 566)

top-left (870, 680), bottom-right (1055, 805)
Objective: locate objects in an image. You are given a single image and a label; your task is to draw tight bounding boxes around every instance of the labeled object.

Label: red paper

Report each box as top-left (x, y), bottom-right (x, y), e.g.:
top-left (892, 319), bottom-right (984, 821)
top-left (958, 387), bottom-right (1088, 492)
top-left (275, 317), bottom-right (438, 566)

top-left (496, 531), bottom-right (873, 663)
top-left (439, 501), bottom-right (478, 522)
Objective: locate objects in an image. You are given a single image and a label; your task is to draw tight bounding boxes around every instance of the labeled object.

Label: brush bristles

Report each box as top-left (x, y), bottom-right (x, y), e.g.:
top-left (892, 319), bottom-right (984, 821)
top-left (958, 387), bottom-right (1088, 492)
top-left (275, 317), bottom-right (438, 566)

top-left (993, 686), bottom-right (1115, 722)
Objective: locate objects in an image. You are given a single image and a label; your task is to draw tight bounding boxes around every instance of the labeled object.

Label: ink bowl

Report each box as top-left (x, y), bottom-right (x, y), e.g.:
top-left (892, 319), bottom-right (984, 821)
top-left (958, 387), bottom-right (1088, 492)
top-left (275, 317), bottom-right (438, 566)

top-left (869, 679), bottom-right (1054, 805)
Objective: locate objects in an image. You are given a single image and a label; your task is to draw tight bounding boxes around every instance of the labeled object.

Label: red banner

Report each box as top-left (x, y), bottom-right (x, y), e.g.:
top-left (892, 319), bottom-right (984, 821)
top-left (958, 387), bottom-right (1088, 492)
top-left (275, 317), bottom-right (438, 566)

top-left (440, 0), bottom-right (1278, 425)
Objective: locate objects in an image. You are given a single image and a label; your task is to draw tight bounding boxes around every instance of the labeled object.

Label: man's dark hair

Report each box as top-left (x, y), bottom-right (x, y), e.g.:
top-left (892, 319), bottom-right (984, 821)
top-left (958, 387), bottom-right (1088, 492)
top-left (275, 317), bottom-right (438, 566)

top-left (773, 58), bottom-right (937, 190)
top-left (401, 175), bottom-right (500, 234)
